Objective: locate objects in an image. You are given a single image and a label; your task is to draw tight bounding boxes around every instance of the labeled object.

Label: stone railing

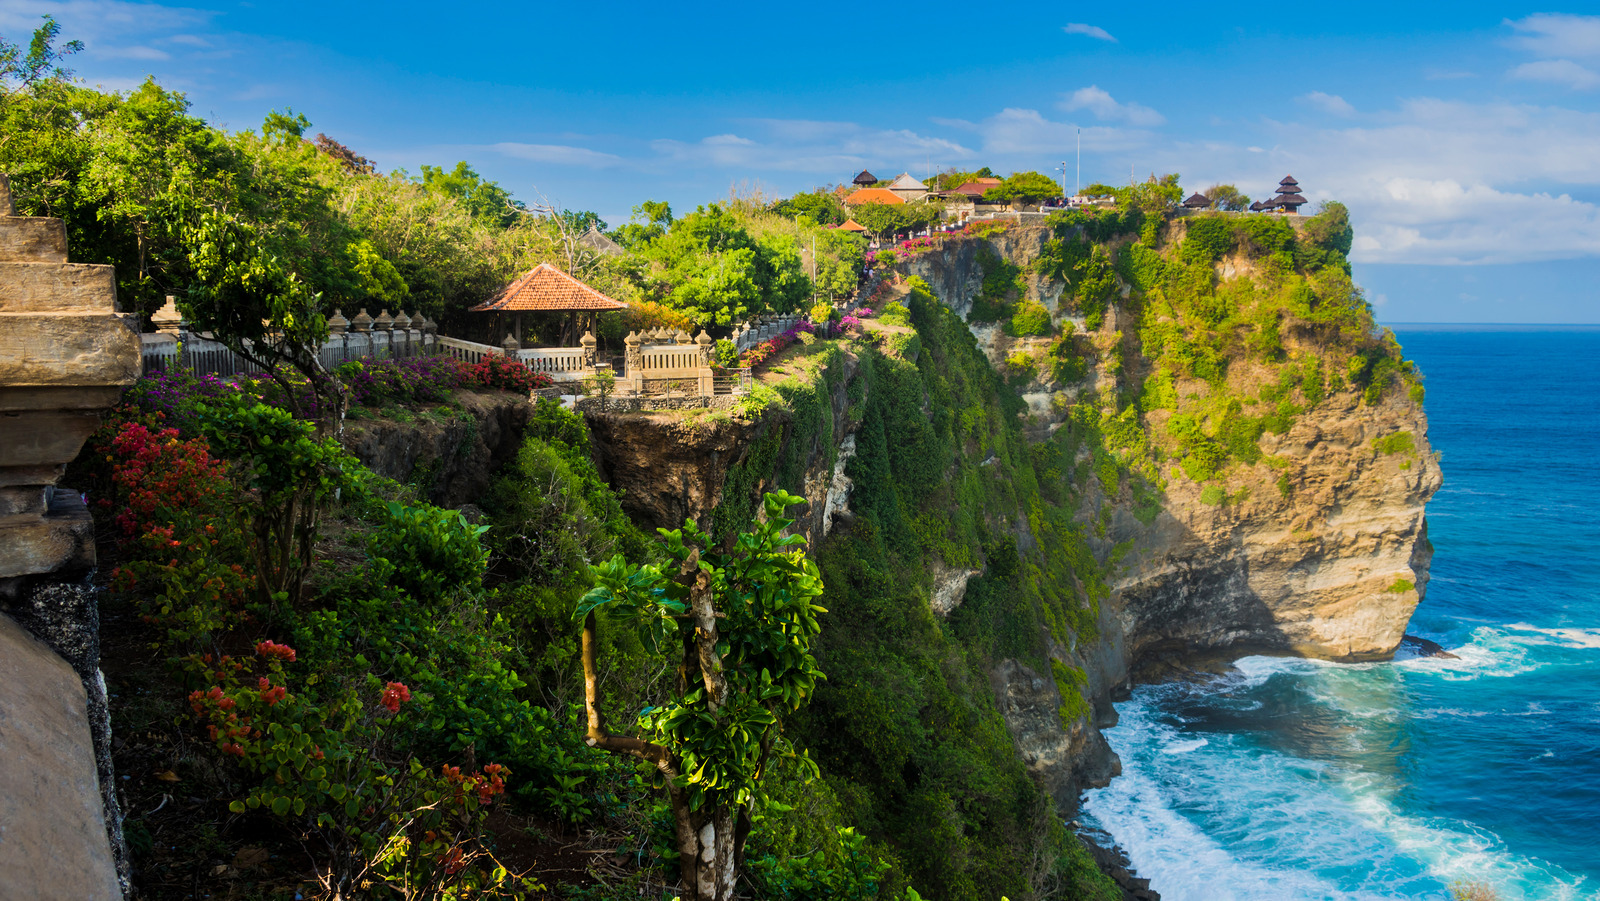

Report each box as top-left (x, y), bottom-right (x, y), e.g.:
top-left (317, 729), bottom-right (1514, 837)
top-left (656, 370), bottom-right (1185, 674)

top-left (140, 300), bottom-right (438, 377)
top-left (438, 331), bottom-right (598, 383)
top-left (732, 313), bottom-right (802, 353)
top-left (517, 346), bottom-right (589, 379)
top-left (622, 328), bottom-right (717, 396)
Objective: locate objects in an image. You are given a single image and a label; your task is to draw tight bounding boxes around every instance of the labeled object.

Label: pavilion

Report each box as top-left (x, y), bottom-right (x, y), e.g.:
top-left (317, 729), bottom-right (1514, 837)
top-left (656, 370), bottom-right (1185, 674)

top-left (836, 218), bottom-right (869, 233)
top-left (1182, 192), bottom-right (1212, 210)
top-left (1254, 175), bottom-right (1308, 214)
top-left (470, 262), bottom-right (628, 347)
top-left (852, 170), bottom-right (879, 187)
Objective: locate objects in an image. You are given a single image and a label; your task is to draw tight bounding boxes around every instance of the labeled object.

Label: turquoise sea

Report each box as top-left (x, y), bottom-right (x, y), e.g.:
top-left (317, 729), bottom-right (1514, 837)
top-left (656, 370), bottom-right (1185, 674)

top-left (1081, 327), bottom-right (1600, 901)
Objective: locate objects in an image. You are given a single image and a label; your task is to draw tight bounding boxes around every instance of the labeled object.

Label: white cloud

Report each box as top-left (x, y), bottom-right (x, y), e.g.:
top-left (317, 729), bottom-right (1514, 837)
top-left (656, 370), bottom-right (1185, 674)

top-left (1062, 23), bottom-right (1116, 43)
top-left (1058, 86), bottom-right (1164, 126)
top-left (489, 142), bottom-right (623, 168)
top-left (95, 44), bottom-right (170, 61)
top-left (1509, 59), bottom-right (1600, 91)
top-left (1161, 97), bottom-right (1600, 264)
top-left (1301, 91), bottom-right (1356, 116)
top-left (1505, 13), bottom-right (1600, 60)
top-left (651, 121), bottom-right (972, 174)
top-left (976, 107), bottom-right (1152, 156)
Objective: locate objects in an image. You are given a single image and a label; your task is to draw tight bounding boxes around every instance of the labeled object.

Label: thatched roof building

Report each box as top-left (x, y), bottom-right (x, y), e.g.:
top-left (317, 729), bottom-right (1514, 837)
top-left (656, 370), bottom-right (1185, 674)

top-left (1182, 192), bottom-right (1212, 209)
top-left (852, 170), bottom-right (878, 186)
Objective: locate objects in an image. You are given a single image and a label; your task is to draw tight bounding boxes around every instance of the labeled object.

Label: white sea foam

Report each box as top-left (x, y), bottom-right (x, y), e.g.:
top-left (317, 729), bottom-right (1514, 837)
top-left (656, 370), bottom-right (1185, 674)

top-left (1083, 688), bottom-right (1595, 901)
top-left (1504, 622), bottom-right (1600, 650)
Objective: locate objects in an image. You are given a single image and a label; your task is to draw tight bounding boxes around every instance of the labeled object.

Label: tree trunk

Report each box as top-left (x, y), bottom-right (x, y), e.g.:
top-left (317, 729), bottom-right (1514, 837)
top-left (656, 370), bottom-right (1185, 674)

top-left (673, 801), bottom-right (738, 901)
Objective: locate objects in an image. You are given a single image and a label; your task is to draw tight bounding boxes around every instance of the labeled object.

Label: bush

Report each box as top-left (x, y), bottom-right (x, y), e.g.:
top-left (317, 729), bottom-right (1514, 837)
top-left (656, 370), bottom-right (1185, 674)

top-left (1199, 485), bottom-right (1227, 505)
top-left (367, 501), bottom-right (490, 604)
top-left (714, 338), bottom-right (741, 369)
top-left (1010, 302), bottom-right (1052, 336)
top-left (1372, 431), bottom-right (1415, 456)
top-left (462, 353), bottom-right (553, 393)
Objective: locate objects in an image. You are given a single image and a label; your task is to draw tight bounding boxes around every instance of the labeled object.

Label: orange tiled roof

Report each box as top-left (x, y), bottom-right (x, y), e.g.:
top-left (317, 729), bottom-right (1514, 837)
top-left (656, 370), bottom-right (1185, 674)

top-left (470, 263), bottom-right (629, 312)
top-left (837, 218), bottom-right (868, 232)
top-left (844, 188), bottom-right (906, 206)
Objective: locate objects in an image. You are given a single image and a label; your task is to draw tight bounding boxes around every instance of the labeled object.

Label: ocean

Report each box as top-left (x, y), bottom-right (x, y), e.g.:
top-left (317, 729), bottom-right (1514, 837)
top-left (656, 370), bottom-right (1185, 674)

top-left (1080, 327), bottom-right (1600, 901)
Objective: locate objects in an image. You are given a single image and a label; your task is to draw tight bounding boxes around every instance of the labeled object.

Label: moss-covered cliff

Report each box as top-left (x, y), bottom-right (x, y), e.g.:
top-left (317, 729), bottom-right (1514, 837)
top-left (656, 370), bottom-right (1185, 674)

top-left (585, 207), bottom-right (1437, 901)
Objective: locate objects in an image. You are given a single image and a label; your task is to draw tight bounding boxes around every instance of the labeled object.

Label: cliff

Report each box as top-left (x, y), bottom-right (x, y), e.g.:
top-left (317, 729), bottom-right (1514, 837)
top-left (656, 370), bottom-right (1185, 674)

top-left (577, 211), bottom-right (1436, 899)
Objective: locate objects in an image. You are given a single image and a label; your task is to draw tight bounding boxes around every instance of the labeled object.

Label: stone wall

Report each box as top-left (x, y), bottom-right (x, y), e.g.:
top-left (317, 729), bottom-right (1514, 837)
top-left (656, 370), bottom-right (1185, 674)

top-left (0, 172), bottom-right (138, 897)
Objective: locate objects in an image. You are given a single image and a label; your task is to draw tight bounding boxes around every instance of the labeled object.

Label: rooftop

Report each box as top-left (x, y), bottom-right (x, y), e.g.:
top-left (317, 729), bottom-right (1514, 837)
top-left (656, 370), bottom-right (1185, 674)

top-left (844, 188), bottom-right (906, 206)
top-left (470, 263), bottom-right (630, 313)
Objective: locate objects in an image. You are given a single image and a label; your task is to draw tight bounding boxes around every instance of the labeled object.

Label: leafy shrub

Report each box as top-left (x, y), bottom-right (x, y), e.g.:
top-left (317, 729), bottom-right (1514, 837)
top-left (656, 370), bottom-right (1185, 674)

top-left (462, 353), bottom-right (554, 393)
top-left (1199, 485), bottom-right (1227, 505)
top-left (187, 641), bottom-right (522, 897)
top-left (102, 421), bottom-right (253, 649)
top-left (713, 338), bottom-right (741, 369)
top-left (368, 501), bottom-right (490, 604)
top-left (1010, 302), bottom-right (1052, 336)
top-left (197, 394), bottom-right (361, 607)
top-left (879, 301), bottom-right (912, 327)
top-left (1385, 577), bottom-right (1415, 593)
top-left (336, 355), bottom-right (464, 407)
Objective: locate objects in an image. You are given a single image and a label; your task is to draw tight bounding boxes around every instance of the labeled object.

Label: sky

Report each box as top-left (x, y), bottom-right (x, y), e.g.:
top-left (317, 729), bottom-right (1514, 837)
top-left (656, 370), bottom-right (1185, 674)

top-left (4, 1), bottom-right (1600, 323)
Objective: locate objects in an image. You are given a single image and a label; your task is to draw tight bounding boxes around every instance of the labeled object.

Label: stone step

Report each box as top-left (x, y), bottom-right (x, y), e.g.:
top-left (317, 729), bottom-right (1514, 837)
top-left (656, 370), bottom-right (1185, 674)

top-left (0, 612), bottom-right (122, 900)
top-left (0, 261), bottom-right (117, 313)
top-left (0, 503), bottom-right (94, 580)
top-left (0, 313), bottom-right (139, 387)
top-left (0, 216), bottom-right (68, 263)
top-left (0, 409), bottom-right (102, 468)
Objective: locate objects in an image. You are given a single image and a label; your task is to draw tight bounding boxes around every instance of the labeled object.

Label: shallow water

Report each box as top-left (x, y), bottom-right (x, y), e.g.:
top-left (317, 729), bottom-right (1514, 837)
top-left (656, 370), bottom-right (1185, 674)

top-left (1081, 328), bottom-right (1600, 901)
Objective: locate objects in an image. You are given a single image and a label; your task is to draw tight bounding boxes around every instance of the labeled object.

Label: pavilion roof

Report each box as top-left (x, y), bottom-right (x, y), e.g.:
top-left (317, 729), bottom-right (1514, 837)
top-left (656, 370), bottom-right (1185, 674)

top-left (470, 263), bottom-right (629, 313)
top-left (578, 225), bottom-right (624, 256)
top-left (946, 181), bottom-right (996, 197)
top-left (886, 173), bottom-right (927, 191)
top-left (1275, 193), bottom-right (1308, 205)
top-left (844, 188), bottom-right (906, 206)
top-left (837, 218), bottom-right (869, 232)
top-left (853, 170), bottom-right (878, 185)
top-left (1182, 192), bottom-right (1212, 208)
top-left (1279, 174), bottom-right (1299, 186)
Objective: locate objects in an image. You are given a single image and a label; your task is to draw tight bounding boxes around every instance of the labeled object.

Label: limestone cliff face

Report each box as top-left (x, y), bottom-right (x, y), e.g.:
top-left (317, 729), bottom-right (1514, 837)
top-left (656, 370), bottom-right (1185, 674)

top-left (1114, 390), bottom-right (1438, 668)
top-left (899, 225), bottom-right (1439, 806)
top-left (905, 228), bottom-right (1438, 667)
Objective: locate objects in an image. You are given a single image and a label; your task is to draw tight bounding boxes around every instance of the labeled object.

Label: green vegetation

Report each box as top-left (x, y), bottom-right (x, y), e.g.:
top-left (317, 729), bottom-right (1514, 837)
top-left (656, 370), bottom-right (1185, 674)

top-left (1373, 430), bottom-right (1417, 456)
top-left (1386, 578), bottom-right (1416, 593)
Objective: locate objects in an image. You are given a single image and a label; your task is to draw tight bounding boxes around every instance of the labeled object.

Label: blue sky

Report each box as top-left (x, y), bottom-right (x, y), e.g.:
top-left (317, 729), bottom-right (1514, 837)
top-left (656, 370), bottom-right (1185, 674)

top-left (5, 1), bottom-right (1600, 323)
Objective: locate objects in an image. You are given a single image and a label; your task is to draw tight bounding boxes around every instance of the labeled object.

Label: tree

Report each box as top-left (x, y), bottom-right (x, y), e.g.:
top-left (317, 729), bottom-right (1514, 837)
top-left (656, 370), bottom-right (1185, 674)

top-left (419, 161), bottom-right (525, 227)
top-left (772, 189), bottom-right (844, 226)
top-left (578, 492), bottom-right (826, 901)
top-left (0, 15), bottom-right (81, 90)
top-left (1085, 174), bottom-right (1183, 213)
top-left (982, 170), bottom-right (1062, 205)
top-left (1204, 183), bottom-right (1251, 212)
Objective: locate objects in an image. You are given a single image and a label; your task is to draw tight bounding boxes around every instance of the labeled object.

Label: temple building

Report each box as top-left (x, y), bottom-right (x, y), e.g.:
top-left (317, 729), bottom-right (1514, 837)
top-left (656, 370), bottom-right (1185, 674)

top-left (470, 262), bottom-right (628, 346)
top-left (884, 172), bottom-right (929, 202)
top-left (1252, 175), bottom-right (1309, 214)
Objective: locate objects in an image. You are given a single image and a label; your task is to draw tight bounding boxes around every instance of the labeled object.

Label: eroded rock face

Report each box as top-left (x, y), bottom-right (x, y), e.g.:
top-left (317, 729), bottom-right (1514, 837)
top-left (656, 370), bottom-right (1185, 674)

top-left (341, 390), bottom-right (533, 509)
top-left (1115, 391), bottom-right (1438, 665)
top-left (585, 411), bottom-right (772, 535)
top-left (992, 658), bottom-right (1120, 812)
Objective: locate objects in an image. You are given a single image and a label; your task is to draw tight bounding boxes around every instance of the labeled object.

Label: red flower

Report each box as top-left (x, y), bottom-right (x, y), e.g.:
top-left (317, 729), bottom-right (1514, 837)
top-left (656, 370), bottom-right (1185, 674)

top-left (254, 640), bottom-right (297, 663)
top-left (379, 681), bottom-right (411, 713)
